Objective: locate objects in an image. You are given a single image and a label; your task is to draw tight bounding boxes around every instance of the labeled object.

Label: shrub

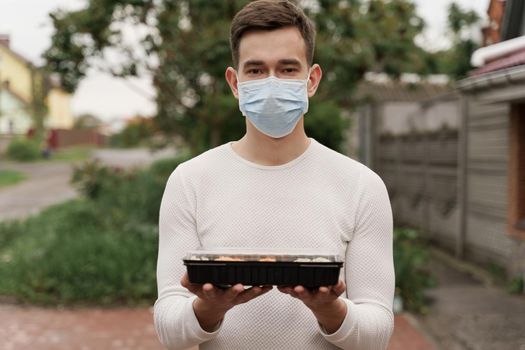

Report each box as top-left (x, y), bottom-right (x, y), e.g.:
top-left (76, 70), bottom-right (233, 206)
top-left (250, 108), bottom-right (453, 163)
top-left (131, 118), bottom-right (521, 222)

top-left (71, 153), bottom-right (188, 225)
top-left (393, 228), bottom-right (435, 313)
top-left (304, 100), bottom-right (349, 152)
top-left (508, 276), bottom-right (524, 295)
top-left (110, 119), bottom-right (156, 148)
top-left (0, 200), bottom-right (157, 304)
top-left (6, 138), bottom-right (41, 161)
top-left (0, 153), bottom-right (190, 305)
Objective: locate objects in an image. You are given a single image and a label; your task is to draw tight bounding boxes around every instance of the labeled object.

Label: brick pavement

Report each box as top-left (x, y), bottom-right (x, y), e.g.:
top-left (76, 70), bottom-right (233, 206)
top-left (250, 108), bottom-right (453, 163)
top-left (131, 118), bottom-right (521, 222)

top-left (0, 303), bottom-right (435, 350)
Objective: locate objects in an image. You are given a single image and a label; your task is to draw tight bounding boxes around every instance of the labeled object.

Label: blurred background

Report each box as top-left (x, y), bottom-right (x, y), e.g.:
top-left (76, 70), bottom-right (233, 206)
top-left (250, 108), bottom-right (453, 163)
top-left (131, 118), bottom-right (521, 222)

top-left (0, 0), bottom-right (524, 349)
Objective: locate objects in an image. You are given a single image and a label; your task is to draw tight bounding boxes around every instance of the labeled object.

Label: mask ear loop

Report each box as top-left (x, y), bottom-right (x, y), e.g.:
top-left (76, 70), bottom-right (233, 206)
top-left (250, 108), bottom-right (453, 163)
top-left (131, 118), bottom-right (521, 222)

top-left (305, 68), bottom-right (312, 95)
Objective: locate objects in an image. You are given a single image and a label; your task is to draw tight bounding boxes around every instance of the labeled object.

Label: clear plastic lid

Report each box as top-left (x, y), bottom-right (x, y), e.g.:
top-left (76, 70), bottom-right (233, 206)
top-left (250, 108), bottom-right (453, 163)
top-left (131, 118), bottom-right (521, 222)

top-left (184, 247), bottom-right (342, 263)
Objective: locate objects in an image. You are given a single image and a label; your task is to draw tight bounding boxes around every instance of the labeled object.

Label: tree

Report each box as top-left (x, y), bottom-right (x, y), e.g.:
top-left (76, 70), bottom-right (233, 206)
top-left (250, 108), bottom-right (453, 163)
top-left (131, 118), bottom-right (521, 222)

top-left (74, 113), bottom-right (103, 129)
top-left (444, 2), bottom-right (480, 79)
top-left (418, 2), bottom-right (481, 79)
top-left (307, 0), bottom-right (426, 105)
top-left (153, 1), bottom-right (250, 153)
top-left (44, 0), bottom-right (427, 154)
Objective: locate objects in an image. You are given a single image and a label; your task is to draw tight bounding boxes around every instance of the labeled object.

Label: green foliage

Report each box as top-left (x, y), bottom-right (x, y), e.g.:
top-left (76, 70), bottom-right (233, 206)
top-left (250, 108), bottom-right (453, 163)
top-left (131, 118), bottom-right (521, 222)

top-left (507, 276), bottom-right (524, 295)
top-left (73, 114), bottom-right (103, 129)
top-left (0, 170), bottom-right (27, 188)
top-left (393, 228), bottom-right (435, 313)
top-left (0, 201), bottom-right (158, 305)
top-left (0, 154), bottom-right (190, 305)
top-left (313, 0), bottom-right (427, 104)
top-left (149, 152), bottom-right (191, 178)
top-left (6, 138), bottom-right (41, 162)
top-left (447, 2), bottom-right (480, 34)
top-left (110, 119), bottom-right (156, 148)
top-left (423, 2), bottom-right (481, 79)
top-left (305, 100), bottom-right (349, 152)
top-left (72, 153), bottom-right (189, 225)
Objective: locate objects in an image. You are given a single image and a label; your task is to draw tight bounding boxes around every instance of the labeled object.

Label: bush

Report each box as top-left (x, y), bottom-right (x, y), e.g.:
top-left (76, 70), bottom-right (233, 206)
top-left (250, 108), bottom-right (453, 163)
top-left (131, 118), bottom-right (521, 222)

top-left (0, 154), bottom-right (190, 305)
top-left (6, 138), bottom-right (41, 161)
top-left (71, 153), bottom-right (188, 225)
top-left (0, 201), bottom-right (157, 304)
top-left (304, 100), bottom-right (349, 152)
top-left (110, 119), bottom-right (156, 148)
top-left (394, 228), bottom-right (435, 313)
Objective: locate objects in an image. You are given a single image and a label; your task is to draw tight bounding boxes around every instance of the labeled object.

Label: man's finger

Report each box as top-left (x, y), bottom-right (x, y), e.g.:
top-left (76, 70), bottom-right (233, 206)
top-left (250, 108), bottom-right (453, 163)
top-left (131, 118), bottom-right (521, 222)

top-left (293, 285), bottom-right (312, 300)
top-left (277, 286), bottom-right (293, 294)
top-left (181, 274), bottom-right (203, 295)
top-left (202, 283), bottom-right (216, 299)
top-left (180, 273), bottom-right (191, 287)
top-left (236, 285), bottom-right (271, 304)
top-left (318, 286), bottom-right (330, 295)
top-left (224, 284), bottom-right (244, 300)
top-left (333, 280), bottom-right (346, 296)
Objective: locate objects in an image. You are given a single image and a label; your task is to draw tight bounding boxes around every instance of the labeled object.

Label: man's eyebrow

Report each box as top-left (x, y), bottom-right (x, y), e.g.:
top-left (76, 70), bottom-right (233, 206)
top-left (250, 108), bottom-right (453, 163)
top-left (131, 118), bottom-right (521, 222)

top-left (278, 59), bottom-right (302, 66)
top-left (243, 60), bottom-right (265, 68)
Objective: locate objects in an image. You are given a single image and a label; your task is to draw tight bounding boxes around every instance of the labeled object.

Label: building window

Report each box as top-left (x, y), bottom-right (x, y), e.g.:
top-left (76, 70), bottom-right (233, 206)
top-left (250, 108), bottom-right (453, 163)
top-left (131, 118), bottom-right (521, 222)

top-left (509, 104), bottom-right (525, 239)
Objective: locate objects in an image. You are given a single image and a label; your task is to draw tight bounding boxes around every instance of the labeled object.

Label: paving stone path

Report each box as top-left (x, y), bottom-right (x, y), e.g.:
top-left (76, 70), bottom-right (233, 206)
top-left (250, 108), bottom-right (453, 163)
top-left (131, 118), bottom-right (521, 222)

top-left (415, 250), bottom-right (525, 350)
top-left (0, 303), bottom-right (433, 350)
top-left (0, 304), bottom-right (162, 350)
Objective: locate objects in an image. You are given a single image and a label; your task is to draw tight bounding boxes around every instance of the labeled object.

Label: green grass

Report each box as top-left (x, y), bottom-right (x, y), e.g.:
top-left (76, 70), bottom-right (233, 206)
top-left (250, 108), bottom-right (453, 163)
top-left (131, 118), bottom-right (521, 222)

top-left (50, 146), bottom-right (95, 163)
top-left (0, 170), bottom-right (27, 188)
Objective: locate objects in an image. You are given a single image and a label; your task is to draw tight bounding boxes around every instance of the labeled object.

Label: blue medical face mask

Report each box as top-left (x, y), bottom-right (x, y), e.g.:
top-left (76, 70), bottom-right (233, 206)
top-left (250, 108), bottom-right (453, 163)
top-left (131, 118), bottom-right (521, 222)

top-left (237, 74), bottom-right (309, 138)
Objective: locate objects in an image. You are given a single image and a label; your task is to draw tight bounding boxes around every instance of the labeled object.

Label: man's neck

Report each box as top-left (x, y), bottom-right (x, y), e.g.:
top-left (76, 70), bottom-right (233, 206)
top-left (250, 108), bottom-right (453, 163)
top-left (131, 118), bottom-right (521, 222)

top-left (231, 118), bottom-right (311, 166)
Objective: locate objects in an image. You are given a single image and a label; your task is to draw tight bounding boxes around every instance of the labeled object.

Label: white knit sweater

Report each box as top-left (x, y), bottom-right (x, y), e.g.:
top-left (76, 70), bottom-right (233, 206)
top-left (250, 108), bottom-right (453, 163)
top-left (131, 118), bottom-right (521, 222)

top-left (154, 138), bottom-right (394, 350)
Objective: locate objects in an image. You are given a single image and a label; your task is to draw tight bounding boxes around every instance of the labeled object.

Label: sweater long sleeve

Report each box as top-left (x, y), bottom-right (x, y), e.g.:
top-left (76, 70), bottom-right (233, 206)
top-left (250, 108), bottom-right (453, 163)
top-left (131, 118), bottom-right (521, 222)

top-left (154, 138), bottom-right (395, 350)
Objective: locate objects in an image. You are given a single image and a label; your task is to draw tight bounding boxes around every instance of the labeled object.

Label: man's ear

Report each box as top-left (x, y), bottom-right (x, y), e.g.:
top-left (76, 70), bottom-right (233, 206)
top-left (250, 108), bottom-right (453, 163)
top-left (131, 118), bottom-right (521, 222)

top-left (307, 64), bottom-right (322, 98)
top-left (225, 67), bottom-right (239, 99)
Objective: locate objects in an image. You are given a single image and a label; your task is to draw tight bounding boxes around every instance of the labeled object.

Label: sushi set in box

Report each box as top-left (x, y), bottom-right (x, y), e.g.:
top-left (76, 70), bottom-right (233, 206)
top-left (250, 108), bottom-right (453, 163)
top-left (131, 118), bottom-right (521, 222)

top-left (183, 248), bottom-right (343, 287)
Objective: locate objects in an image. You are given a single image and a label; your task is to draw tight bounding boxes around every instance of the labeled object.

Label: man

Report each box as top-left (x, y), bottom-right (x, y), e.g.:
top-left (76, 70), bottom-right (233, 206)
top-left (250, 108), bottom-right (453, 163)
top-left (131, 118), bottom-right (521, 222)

top-left (154, 1), bottom-right (394, 349)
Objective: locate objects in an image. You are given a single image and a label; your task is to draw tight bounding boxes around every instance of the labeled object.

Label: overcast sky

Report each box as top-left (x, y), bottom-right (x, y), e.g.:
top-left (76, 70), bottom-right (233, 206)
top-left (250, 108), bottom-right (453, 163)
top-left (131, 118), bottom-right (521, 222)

top-left (0, 0), bottom-right (489, 122)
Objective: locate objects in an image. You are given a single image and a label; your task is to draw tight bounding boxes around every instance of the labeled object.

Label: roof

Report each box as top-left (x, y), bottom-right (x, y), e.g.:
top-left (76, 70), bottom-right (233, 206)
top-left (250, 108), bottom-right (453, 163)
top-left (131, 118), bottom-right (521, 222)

top-left (470, 47), bottom-right (525, 76)
top-left (0, 40), bottom-right (34, 68)
top-left (459, 64), bottom-right (525, 93)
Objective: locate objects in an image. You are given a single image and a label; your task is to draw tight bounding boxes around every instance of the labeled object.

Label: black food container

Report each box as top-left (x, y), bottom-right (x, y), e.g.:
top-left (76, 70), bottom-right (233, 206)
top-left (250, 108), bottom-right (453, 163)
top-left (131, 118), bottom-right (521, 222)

top-left (184, 250), bottom-right (343, 287)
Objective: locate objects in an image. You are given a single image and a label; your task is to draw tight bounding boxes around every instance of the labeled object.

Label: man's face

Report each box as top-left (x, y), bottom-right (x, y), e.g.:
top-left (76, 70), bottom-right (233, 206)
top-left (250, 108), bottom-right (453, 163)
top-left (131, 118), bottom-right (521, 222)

top-left (225, 26), bottom-right (321, 100)
top-left (237, 26), bottom-right (310, 82)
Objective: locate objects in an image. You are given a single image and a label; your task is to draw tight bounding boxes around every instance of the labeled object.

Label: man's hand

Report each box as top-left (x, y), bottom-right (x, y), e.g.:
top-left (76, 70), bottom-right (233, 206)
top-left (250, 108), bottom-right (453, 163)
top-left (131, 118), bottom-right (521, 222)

top-left (181, 273), bottom-right (273, 332)
top-left (277, 280), bottom-right (347, 334)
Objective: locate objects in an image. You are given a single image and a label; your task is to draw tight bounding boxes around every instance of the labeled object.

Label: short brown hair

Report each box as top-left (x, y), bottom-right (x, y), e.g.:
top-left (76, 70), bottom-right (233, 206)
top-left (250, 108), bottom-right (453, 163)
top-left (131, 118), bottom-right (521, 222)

top-left (230, 0), bottom-right (316, 67)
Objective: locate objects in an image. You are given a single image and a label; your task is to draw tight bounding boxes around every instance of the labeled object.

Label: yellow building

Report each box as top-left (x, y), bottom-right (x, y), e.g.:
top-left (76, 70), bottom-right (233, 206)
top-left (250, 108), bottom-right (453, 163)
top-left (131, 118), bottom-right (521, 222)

top-left (0, 34), bottom-right (73, 135)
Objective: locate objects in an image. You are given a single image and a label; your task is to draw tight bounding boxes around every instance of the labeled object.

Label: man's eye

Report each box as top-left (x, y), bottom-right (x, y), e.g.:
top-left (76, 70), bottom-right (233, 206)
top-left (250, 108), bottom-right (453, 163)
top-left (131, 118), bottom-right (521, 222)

top-left (283, 68), bottom-right (299, 73)
top-left (248, 69), bottom-right (263, 74)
